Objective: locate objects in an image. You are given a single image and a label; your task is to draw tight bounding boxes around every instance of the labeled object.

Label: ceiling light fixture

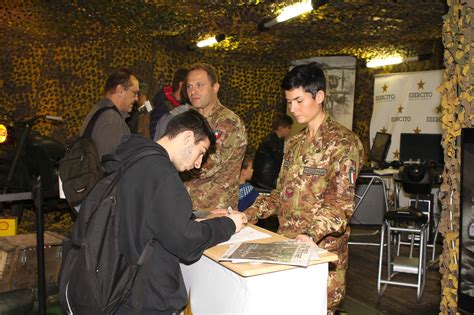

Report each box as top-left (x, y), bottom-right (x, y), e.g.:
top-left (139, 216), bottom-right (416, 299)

top-left (276, 0), bottom-right (313, 23)
top-left (196, 34), bottom-right (225, 48)
top-left (366, 56), bottom-right (404, 68)
top-left (366, 54), bottom-right (431, 68)
top-left (259, 0), bottom-right (328, 31)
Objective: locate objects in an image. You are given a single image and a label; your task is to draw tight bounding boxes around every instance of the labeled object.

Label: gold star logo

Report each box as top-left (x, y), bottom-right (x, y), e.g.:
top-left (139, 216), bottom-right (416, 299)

top-left (382, 83), bottom-right (388, 93)
top-left (398, 105), bottom-right (404, 113)
top-left (435, 104), bottom-right (442, 114)
top-left (393, 150), bottom-right (400, 160)
top-left (414, 127), bottom-right (422, 133)
top-left (380, 127), bottom-right (387, 133)
top-left (417, 80), bottom-right (425, 90)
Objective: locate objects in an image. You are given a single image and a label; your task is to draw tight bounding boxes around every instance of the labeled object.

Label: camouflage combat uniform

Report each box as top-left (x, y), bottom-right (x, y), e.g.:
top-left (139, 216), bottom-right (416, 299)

top-left (245, 115), bottom-right (364, 312)
top-left (185, 101), bottom-right (247, 211)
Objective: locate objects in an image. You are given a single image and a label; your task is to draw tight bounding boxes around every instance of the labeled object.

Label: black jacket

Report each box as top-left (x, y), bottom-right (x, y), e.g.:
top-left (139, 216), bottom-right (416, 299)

top-left (116, 135), bottom-right (235, 314)
top-left (251, 132), bottom-right (284, 190)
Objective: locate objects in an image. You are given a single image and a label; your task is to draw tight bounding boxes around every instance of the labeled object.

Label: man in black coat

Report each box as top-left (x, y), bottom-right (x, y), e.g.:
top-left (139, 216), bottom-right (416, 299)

top-left (251, 113), bottom-right (293, 190)
top-left (116, 110), bottom-right (247, 314)
top-left (149, 68), bottom-right (188, 138)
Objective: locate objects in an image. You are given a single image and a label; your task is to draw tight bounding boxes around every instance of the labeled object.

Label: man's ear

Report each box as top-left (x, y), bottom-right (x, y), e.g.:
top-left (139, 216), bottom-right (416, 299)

top-left (182, 130), bottom-right (195, 145)
top-left (213, 82), bottom-right (220, 94)
top-left (315, 90), bottom-right (325, 104)
top-left (115, 84), bottom-right (125, 97)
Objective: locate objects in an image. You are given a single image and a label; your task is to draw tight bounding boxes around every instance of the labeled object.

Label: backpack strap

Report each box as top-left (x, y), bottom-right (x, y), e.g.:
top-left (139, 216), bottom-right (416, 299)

top-left (101, 153), bottom-right (122, 174)
top-left (99, 149), bottom-right (162, 206)
top-left (83, 106), bottom-right (120, 138)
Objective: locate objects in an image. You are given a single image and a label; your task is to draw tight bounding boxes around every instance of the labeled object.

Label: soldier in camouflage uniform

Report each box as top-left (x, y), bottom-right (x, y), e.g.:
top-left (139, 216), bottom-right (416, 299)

top-left (244, 63), bottom-right (364, 314)
top-left (185, 63), bottom-right (247, 211)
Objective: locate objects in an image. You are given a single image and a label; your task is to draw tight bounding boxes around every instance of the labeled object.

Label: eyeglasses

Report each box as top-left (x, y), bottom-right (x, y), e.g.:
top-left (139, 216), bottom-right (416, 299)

top-left (127, 88), bottom-right (139, 97)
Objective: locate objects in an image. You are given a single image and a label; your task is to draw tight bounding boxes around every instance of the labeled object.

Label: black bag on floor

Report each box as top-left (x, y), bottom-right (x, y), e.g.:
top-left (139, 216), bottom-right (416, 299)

top-left (58, 149), bottom-right (158, 315)
top-left (59, 106), bottom-right (119, 206)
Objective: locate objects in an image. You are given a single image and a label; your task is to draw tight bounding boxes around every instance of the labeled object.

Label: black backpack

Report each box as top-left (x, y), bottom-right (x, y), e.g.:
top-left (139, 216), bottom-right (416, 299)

top-left (59, 106), bottom-right (119, 206)
top-left (59, 149), bottom-right (158, 315)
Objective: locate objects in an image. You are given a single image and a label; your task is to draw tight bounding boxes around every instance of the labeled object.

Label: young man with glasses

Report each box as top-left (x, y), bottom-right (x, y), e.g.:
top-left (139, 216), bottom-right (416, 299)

top-left (80, 67), bottom-right (139, 159)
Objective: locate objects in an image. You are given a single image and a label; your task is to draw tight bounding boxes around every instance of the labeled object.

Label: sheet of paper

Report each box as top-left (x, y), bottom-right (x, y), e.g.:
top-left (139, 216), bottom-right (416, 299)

top-left (219, 241), bottom-right (312, 267)
top-left (219, 226), bottom-right (271, 245)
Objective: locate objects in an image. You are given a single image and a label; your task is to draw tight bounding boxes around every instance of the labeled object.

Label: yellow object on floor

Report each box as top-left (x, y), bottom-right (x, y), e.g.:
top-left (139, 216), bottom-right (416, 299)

top-left (0, 217), bottom-right (17, 236)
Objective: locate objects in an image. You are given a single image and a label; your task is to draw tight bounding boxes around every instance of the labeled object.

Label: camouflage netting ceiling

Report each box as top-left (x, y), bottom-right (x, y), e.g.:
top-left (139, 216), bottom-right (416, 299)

top-left (1, 0), bottom-right (447, 62)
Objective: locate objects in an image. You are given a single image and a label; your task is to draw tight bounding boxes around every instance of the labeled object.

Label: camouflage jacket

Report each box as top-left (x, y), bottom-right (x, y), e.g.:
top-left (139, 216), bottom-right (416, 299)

top-left (246, 115), bottom-right (364, 270)
top-left (185, 101), bottom-right (247, 210)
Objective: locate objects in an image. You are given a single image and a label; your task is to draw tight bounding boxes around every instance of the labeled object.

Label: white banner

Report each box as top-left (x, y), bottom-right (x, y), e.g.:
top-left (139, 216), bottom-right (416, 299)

top-left (371, 70), bottom-right (443, 162)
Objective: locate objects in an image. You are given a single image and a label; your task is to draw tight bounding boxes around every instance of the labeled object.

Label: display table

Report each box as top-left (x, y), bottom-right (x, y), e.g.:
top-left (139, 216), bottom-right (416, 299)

top-left (180, 225), bottom-right (338, 314)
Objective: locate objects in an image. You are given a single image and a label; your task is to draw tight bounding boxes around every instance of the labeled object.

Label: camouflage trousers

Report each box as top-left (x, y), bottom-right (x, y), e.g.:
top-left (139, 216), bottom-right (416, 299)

top-left (327, 269), bottom-right (346, 314)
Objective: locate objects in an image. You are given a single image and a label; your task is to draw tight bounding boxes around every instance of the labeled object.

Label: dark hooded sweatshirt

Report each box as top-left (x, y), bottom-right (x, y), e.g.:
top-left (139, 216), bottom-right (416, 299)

top-left (115, 135), bottom-right (235, 314)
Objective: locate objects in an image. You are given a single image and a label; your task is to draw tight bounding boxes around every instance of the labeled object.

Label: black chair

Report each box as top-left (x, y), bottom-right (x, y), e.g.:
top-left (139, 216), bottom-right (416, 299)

top-left (377, 163), bottom-right (432, 302)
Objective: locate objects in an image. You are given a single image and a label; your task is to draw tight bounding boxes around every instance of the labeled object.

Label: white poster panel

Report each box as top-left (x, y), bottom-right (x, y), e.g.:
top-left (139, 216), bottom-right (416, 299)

top-left (371, 70), bottom-right (443, 162)
top-left (288, 56), bottom-right (357, 135)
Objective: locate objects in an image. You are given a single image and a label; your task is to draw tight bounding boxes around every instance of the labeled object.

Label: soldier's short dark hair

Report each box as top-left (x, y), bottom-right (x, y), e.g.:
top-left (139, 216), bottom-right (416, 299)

top-left (281, 62), bottom-right (326, 98)
top-left (104, 68), bottom-right (137, 93)
top-left (164, 110), bottom-right (216, 149)
top-left (172, 68), bottom-right (189, 92)
top-left (272, 114), bottom-right (293, 131)
top-left (188, 63), bottom-right (219, 85)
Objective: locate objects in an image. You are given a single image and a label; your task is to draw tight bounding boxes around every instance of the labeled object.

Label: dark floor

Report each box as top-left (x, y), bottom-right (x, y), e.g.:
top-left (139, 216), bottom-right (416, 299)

top-left (344, 227), bottom-right (441, 315)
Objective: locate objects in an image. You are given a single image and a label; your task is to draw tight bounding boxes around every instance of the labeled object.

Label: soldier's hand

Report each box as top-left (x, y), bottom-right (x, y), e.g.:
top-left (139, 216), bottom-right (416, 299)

top-left (296, 234), bottom-right (316, 246)
top-left (211, 208), bottom-right (240, 216)
top-left (228, 212), bottom-right (248, 233)
top-left (211, 208), bottom-right (228, 216)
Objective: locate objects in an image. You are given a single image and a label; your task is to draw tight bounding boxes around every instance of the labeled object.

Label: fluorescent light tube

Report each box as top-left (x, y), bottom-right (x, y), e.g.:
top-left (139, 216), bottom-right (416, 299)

top-left (276, 0), bottom-right (313, 23)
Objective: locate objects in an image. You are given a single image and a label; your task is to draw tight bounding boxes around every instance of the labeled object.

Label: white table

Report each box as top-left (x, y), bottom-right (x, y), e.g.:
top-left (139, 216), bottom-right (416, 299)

top-left (180, 225), bottom-right (336, 315)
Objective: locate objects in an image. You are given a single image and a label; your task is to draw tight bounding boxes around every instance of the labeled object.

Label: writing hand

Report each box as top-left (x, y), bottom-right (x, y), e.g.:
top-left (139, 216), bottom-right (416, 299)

top-left (228, 212), bottom-right (248, 233)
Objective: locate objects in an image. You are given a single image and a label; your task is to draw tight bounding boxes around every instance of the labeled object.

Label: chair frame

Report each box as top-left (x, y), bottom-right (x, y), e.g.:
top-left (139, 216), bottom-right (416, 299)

top-left (377, 219), bottom-right (428, 302)
top-left (349, 174), bottom-right (390, 246)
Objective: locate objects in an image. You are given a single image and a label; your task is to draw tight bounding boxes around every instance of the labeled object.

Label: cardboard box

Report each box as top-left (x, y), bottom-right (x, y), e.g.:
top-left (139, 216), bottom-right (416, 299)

top-left (0, 217), bottom-right (18, 236)
top-left (0, 231), bottom-right (65, 293)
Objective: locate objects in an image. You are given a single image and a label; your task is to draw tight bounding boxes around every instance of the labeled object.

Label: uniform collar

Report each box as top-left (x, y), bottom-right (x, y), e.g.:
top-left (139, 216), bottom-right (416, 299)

top-left (303, 114), bottom-right (331, 142)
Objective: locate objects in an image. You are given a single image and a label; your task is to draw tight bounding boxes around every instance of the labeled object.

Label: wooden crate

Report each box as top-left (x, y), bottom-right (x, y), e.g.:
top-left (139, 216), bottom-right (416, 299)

top-left (0, 231), bottom-right (65, 293)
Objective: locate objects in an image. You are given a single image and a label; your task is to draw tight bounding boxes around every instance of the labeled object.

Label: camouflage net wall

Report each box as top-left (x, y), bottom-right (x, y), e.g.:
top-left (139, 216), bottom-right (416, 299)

top-left (0, 39), bottom-right (288, 149)
top-left (0, 36), bottom-right (438, 156)
top-left (0, 38), bottom-right (157, 143)
top-left (0, 1), bottom-right (450, 254)
top-left (0, 0), bottom-right (445, 157)
top-left (0, 39), bottom-right (437, 160)
top-left (437, 1), bottom-right (474, 313)
top-left (0, 1), bottom-right (446, 151)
